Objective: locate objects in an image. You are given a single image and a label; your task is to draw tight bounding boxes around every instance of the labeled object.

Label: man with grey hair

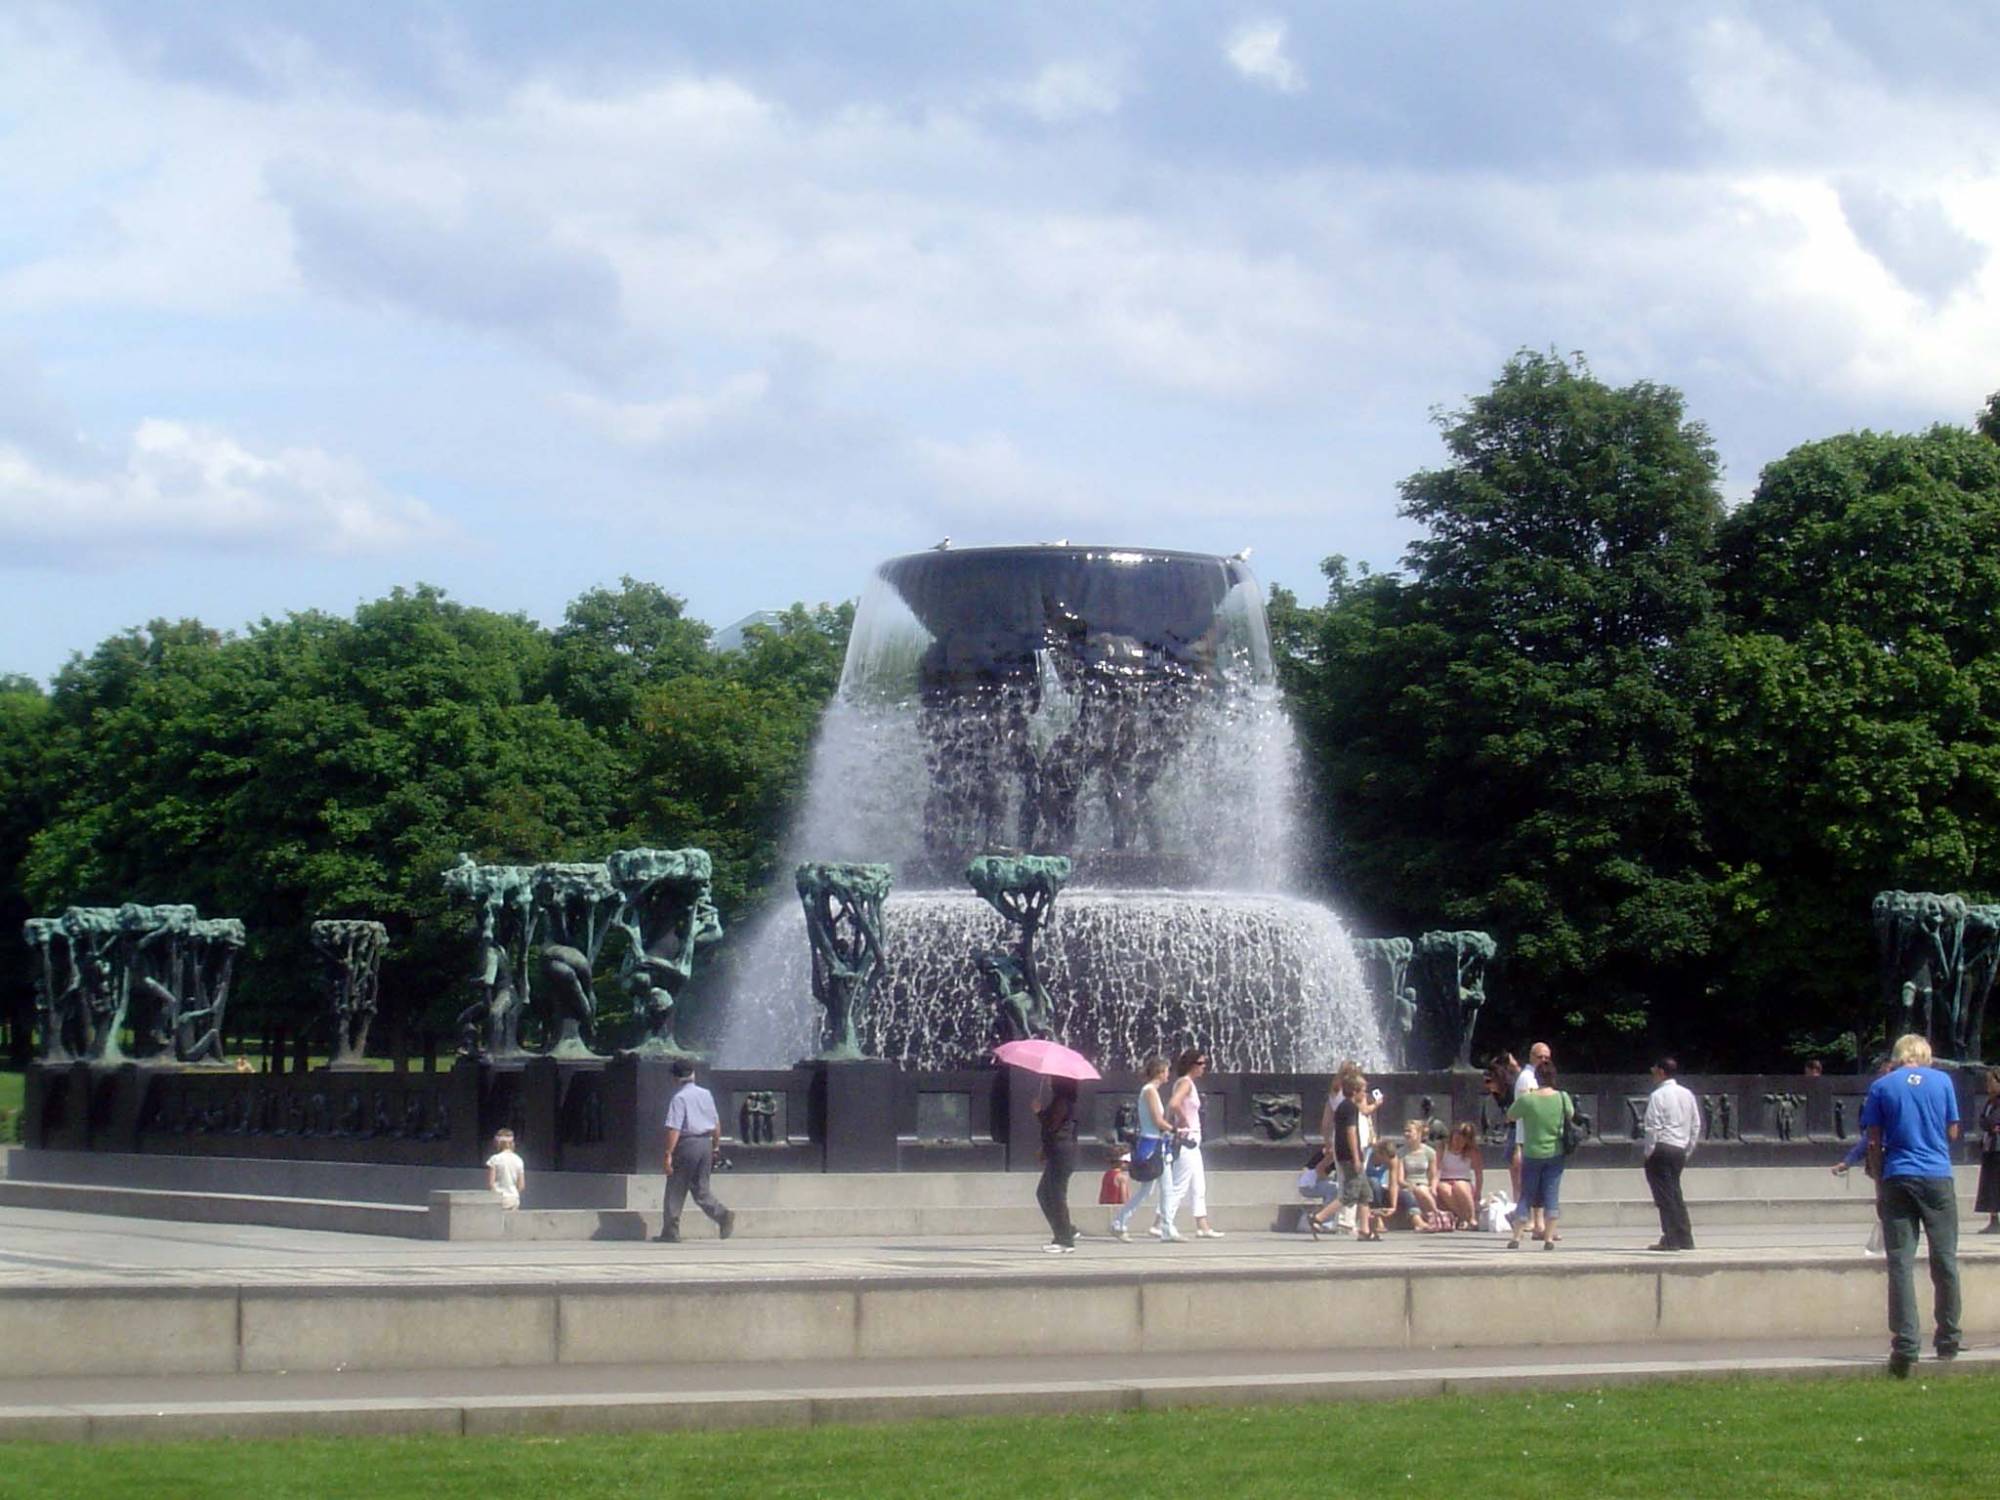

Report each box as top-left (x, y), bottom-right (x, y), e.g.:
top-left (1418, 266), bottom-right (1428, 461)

top-left (658, 1058), bottom-right (736, 1244)
top-left (1861, 1034), bottom-right (1961, 1376)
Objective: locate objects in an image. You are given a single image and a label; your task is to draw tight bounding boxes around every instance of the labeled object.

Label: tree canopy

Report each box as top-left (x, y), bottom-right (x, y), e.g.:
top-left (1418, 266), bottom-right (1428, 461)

top-left (1278, 352), bottom-right (1729, 1054)
top-left (1700, 427), bottom-right (2000, 1054)
top-left (1, 585), bottom-right (851, 1048)
top-left (1277, 357), bottom-right (2000, 1065)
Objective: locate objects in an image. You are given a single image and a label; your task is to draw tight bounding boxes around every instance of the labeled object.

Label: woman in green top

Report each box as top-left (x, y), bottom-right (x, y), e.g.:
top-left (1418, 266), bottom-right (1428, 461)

top-left (1505, 1059), bottom-right (1575, 1250)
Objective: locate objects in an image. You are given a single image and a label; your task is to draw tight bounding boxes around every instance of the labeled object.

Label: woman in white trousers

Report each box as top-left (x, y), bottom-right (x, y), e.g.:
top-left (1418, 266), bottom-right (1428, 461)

top-left (1160, 1047), bottom-right (1224, 1239)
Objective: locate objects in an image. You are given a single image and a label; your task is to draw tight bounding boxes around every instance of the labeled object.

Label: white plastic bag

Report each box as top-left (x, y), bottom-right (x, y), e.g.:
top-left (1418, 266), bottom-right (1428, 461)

top-left (1479, 1192), bottom-right (1515, 1233)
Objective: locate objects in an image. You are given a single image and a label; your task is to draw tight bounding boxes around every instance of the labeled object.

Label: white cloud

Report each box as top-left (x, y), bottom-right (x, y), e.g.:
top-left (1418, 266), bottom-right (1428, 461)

top-left (1838, 181), bottom-right (1987, 305)
top-left (1011, 61), bottom-right (1125, 123)
top-left (565, 372), bottom-right (774, 449)
top-left (910, 433), bottom-right (1102, 520)
top-left (0, 420), bottom-right (452, 563)
top-left (1226, 20), bottom-right (1304, 95)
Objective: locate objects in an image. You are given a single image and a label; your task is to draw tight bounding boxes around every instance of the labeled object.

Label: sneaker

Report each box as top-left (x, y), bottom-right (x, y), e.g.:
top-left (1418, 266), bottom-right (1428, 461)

top-left (718, 1209), bottom-right (736, 1242)
top-left (1043, 1242), bottom-right (1068, 1254)
top-left (1887, 1353), bottom-right (1914, 1379)
top-left (1147, 1223), bottom-right (1164, 1238)
top-left (655, 1227), bottom-right (681, 1243)
top-left (1160, 1228), bottom-right (1185, 1243)
top-left (1196, 1227), bottom-right (1226, 1239)
top-left (1110, 1226), bottom-right (1130, 1242)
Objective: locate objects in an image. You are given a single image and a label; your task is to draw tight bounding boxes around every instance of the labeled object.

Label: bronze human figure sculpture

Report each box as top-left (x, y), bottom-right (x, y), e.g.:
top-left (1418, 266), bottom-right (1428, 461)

top-left (312, 919), bottom-right (388, 1068)
top-left (22, 918), bottom-right (74, 1064)
top-left (1413, 929), bottom-right (1497, 1070)
top-left (1871, 889), bottom-right (1996, 1060)
top-left (26, 904), bottom-right (243, 1065)
top-left (178, 917), bottom-right (244, 1065)
top-left (1353, 937), bottom-right (1415, 1068)
top-left (975, 949), bottom-right (1049, 1043)
top-left (1873, 891), bottom-right (1961, 1047)
top-left (533, 862), bottom-right (620, 1059)
top-left (967, 853), bottom-right (1069, 1043)
top-left (1958, 905), bottom-right (1999, 1063)
top-left (608, 846), bottom-right (723, 1057)
top-left (445, 856), bottom-right (533, 1060)
top-left (796, 862), bottom-right (892, 1061)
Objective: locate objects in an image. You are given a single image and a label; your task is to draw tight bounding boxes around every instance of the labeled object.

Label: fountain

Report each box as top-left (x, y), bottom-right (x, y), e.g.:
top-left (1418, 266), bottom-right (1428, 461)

top-left (18, 551), bottom-right (1984, 1186)
top-left (718, 543), bottom-right (1384, 1073)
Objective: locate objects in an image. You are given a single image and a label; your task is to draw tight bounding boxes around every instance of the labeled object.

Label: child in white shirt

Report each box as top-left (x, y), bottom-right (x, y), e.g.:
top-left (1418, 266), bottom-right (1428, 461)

top-left (485, 1129), bottom-right (525, 1209)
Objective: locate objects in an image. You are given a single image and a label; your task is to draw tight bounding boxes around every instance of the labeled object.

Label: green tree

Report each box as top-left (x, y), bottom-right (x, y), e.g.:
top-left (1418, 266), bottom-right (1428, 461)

top-left (1286, 351), bottom-right (1729, 1057)
top-left (548, 576), bottom-right (714, 731)
top-left (0, 675), bottom-right (56, 1061)
top-left (21, 590), bottom-right (624, 1037)
top-left (622, 601), bottom-right (855, 913)
top-left (1706, 426), bottom-right (2000, 1055)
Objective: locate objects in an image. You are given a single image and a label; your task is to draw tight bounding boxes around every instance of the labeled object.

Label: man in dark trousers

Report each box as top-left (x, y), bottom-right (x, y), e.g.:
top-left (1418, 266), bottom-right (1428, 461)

top-left (1863, 1033), bottom-right (1961, 1376)
top-left (659, 1058), bottom-right (735, 1243)
top-left (1640, 1056), bottom-right (1700, 1250)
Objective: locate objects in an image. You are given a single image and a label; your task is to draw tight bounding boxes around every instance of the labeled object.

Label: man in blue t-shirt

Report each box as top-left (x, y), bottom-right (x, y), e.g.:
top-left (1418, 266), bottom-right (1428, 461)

top-left (1860, 1033), bottom-right (1962, 1376)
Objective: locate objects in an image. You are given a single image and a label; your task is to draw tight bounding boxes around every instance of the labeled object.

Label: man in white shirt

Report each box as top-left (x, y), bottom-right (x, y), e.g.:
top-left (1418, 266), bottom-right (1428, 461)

top-left (1641, 1055), bottom-right (1701, 1251)
top-left (659, 1058), bottom-right (736, 1244)
top-left (1507, 1043), bottom-right (1550, 1202)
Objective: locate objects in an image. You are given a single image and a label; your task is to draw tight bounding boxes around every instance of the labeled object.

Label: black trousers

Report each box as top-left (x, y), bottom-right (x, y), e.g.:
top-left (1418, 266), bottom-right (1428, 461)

top-left (1037, 1138), bottom-right (1078, 1247)
top-left (1645, 1145), bottom-right (1694, 1248)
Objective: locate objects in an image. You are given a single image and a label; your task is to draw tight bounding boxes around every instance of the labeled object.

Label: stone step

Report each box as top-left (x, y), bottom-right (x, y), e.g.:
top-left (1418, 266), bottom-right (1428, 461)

top-left (0, 1177), bottom-right (1915, 1243)
top-left (12, 1149), bottom-right (1967, 1213)
top-left (6, 1345), bottom-right (1997, 1444)
top-left (474, 1194), bottom-right (1913, 1242)
top-left (0, 1180), bottom-right (430, 1238)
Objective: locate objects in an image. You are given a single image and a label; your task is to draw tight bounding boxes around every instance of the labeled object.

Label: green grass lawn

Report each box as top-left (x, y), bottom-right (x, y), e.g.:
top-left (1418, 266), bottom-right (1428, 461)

top-left (0, 1372), bottom-right (1992, 1500)
top-left (0, 1068), bottom-right (22, 1115)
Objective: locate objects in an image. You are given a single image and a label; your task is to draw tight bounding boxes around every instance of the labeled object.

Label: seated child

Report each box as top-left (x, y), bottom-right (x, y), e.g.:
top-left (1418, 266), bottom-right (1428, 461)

top-left (486, 1128), bottom-right (525, 1210)
top-left (1367, 1136), bottom-right (1402, 1220)
top-left (1098, 1149), bottom-right (1131, 1231)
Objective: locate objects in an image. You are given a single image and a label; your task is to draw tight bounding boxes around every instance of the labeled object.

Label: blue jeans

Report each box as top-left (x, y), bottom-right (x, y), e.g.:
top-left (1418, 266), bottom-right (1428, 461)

top-left (1877, 1176), bottom-right (1961, 1361)
top-left (1520, 1155), bottom-right (1566, 1217)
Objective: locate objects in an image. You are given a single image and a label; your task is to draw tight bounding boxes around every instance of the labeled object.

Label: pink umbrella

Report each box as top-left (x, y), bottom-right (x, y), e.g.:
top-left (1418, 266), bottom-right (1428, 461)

top-left (992, 1039), bottom-right (1101, 1081)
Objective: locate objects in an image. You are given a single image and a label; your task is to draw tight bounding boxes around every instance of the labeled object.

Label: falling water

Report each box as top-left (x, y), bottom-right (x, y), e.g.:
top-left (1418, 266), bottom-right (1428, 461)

top-left (715, 545), bottom-right (1388, 1072)
top-left (718, 890), bottom-right (1377, 1072)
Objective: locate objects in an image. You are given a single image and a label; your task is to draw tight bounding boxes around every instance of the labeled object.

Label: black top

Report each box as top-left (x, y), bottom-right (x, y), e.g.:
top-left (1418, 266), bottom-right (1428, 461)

top-left (1039, 1087), bottom-right (1079, 1148)
top-left (1333, 1098), bottom-right (1361, 1167)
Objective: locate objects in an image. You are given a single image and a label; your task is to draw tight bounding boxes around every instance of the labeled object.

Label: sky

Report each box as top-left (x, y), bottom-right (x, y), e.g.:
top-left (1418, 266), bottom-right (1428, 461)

top-left (4, 1), bottom-right (1999, 682)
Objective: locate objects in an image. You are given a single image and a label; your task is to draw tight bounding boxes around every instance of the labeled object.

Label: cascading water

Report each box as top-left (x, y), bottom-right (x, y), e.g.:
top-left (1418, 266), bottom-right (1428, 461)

top-left (715, 544), bottom-right (1385, 1072)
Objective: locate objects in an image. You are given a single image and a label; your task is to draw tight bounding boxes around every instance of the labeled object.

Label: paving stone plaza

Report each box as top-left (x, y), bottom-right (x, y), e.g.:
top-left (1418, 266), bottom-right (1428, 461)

top-left (0, 1154), bottom-right (1992, 1443)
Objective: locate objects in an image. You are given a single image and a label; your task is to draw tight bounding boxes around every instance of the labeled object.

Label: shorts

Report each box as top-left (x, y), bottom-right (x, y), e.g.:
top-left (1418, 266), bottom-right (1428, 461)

top-left (1337, 1164), bottom-right (1370, 1206)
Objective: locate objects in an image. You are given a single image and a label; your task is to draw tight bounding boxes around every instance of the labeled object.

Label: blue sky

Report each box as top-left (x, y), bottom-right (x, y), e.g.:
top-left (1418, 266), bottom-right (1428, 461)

top-left (4, 2), bottom-right (1998, 680)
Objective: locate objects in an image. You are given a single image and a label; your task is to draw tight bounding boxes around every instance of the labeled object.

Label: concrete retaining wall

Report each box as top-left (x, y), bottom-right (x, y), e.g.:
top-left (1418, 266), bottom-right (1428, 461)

top-left (3, 1254), bottom-right (1992, 1379)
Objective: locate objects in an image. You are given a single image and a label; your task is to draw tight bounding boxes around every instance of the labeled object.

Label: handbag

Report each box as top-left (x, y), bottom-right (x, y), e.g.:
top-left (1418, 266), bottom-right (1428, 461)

top-left (1130, 1135), bottom-right (1165, 1182)
top-left (1558, 1093), bottom-right (1585, 1155)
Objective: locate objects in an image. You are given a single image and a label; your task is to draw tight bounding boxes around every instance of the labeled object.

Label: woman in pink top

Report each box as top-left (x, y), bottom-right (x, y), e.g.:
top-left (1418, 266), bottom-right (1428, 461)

top-left (1162, 1047), bottom-right (1225, 1239)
